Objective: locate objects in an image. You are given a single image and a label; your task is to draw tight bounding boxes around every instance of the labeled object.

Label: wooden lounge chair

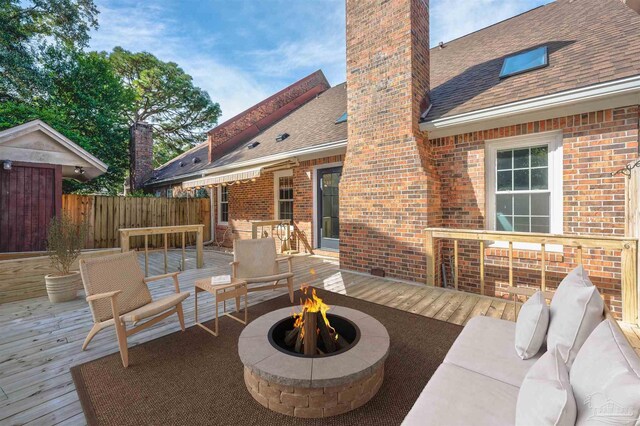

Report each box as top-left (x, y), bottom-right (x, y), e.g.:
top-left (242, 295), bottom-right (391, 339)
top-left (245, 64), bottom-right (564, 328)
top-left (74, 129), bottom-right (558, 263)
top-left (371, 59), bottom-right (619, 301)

top-left (79, 251), bottom-right (190, 367)
top-left (231, 237), bottom-right (294, 303)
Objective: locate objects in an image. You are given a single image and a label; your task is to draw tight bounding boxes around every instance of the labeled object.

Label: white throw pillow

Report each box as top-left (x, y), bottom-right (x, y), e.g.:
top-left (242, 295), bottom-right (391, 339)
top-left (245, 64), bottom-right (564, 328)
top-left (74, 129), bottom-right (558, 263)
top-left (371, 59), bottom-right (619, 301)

top-left (515, 291), bottom-right (549, 359)
top-left (547, 265), bottom-right (603, 368)
top-left (570, 320), bottom-right (640, 425)
top-left (516, 348), bottom-right (576, 426)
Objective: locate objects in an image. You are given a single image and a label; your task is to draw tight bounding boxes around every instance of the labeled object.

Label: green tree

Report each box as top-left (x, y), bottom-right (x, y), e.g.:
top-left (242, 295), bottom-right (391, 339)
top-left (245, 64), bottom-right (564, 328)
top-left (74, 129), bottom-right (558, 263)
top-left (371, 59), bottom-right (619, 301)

top-left (0, 51), bottom-right (134, 194)
top-left (0, 0), bottom-right (98, 101)
top-left (107, 47), bottom-right (222, 166)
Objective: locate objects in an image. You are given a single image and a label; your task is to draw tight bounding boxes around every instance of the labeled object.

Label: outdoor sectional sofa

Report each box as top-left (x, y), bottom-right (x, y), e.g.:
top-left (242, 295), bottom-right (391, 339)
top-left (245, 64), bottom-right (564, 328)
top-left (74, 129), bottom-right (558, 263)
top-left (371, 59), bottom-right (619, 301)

top-left (403, 266), bottom-right (640, 426)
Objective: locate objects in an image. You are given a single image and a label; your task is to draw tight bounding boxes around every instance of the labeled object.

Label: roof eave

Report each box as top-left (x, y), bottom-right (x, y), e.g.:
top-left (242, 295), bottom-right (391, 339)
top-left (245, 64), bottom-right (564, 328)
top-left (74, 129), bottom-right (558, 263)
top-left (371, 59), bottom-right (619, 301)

top-left (420, 75), bottom-right (640, 138)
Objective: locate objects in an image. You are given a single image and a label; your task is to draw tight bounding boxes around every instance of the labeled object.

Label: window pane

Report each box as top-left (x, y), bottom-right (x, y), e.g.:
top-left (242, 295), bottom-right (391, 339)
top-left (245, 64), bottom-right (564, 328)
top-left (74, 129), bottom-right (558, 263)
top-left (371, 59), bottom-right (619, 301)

top-left (513, 149), bottom-right (529, 168)
top-left (496, 194), bottom-right (512, 216)
top-left (500, 46), bottom-right (548, 78)
top-left (531, 146), bottom-right (548, 167)
top-left (531, 217), bottom-right (550, 233)
top-left (497, 151), bottom-right (512, 170)
top-left (514, 169), bottom-right (529, 190)
top-left (496, 213), bottom-right (513, 231)
top-left (531, 193), bottom-right (550, 216)
top-left (513, 194), bottom-right (529, 216)
top-left (497, 171), bottom-right (512, 191)
top-left (514, 216), bottom-right (530, 232)
top-left (531, 168), bottom-right (548, 190)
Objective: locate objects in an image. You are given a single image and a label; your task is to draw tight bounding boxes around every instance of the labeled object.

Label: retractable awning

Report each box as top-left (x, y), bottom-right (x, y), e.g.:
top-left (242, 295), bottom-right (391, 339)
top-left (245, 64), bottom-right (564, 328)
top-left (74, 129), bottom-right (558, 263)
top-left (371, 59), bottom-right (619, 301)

top-left (181, 160), bottom-right (294, 189)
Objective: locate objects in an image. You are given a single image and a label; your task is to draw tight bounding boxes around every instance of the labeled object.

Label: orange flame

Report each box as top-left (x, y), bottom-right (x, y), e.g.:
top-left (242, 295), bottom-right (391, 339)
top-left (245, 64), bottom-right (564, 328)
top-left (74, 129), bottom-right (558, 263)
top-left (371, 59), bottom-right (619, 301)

top-left (293, 285), bottom-right (335, 339)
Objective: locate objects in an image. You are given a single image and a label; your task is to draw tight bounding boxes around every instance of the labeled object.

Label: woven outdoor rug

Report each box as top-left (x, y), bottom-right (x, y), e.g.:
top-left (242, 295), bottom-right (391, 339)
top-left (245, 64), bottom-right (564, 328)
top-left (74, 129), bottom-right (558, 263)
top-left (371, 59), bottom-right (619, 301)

top-left (71, 288), bottom-right (462, 426)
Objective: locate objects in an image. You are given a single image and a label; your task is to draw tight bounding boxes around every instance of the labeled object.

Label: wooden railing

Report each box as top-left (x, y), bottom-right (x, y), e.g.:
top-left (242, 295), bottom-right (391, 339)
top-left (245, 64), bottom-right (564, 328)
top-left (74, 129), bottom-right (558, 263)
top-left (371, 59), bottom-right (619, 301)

top-left (425, 228), bottom-right (638, 324)
top-left (120, 225), bottom-right (204, 276)
top-left (250, 220), bottom-right (292, 254)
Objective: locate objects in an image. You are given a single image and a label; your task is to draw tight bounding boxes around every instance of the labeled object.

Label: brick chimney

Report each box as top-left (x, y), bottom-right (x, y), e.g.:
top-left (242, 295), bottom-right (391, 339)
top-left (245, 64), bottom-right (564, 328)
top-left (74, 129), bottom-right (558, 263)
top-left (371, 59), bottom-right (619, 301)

top-left (129, 122), bottom-right (154, 191)
top-left (340, 0), bottom-right (440, 281)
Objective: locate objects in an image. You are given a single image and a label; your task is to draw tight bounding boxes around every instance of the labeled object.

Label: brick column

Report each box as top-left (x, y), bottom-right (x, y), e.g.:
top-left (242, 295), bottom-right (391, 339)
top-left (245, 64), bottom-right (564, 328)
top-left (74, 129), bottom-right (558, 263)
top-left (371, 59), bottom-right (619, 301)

top-left (340, 0), bottom-right (440, 282)
top-left (129, 122), bottom-right (154, 191)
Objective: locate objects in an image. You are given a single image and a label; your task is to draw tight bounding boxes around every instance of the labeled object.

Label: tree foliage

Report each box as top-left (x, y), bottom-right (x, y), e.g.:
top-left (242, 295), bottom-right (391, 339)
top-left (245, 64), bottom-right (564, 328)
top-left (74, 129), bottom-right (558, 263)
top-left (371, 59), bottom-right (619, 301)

top-left (108, 47), bottom-right (221, 166)
top-left (0, 0), bottom-right (98, 101)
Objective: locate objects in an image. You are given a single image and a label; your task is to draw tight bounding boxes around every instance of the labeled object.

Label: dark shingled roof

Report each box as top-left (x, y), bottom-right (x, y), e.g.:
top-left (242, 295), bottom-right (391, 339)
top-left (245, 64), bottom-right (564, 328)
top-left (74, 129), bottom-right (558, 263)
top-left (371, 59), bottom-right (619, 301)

top-left (426, 0), bottom-right (640, 121)
top-left (148, 84), bottom-right (347, 184)
top-left (149, 0), bottom-right (640, 184)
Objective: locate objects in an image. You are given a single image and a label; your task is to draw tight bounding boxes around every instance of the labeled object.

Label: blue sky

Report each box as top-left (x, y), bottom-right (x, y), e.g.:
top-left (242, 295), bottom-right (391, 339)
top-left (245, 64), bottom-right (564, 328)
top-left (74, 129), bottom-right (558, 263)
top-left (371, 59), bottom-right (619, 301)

top-left (89, 0), bottom-right (553, 122)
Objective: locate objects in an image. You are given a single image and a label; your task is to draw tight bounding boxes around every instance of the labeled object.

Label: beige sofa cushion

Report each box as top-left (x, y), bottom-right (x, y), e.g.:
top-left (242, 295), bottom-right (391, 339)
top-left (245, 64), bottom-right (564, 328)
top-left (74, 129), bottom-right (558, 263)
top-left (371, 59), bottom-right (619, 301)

top-left (515, 291), bottom-right (549, 359)
top-left (547, 265), bottom-right (604, 368)
top-left (402, 363), bottom-right (519, 426)
top-left (516, 349), bottom-right (576, 426)
top-left (570, 320), bottom-right (640, 425)
top-left (444, 315), bottom-right (541, 387)
top-left (122, 292), bottom-right (189, 323)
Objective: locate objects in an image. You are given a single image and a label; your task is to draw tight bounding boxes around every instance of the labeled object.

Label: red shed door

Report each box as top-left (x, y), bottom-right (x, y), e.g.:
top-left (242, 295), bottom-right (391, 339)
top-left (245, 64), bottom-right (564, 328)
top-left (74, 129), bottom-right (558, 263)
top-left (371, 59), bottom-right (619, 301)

top-left (0, 163), bottom-right (61, 252)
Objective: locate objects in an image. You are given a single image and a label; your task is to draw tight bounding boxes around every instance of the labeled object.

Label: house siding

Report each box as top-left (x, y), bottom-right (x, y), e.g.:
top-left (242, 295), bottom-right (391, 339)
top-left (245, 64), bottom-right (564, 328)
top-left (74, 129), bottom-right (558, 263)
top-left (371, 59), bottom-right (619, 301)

top-left (430, 105), bottom-right (640, 317)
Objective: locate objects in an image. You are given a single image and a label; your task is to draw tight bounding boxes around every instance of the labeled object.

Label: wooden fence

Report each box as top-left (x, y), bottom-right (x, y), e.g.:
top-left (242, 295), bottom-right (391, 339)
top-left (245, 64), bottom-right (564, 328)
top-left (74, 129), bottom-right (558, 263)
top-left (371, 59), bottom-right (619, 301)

top-left (62, 195), bottom-right (211, 249)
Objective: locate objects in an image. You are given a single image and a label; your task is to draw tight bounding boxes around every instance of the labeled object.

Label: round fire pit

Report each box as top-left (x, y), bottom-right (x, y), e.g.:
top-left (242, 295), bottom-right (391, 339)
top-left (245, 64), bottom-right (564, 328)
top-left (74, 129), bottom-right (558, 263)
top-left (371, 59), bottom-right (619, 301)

top-left (238, 306), bottom-right (389, 418)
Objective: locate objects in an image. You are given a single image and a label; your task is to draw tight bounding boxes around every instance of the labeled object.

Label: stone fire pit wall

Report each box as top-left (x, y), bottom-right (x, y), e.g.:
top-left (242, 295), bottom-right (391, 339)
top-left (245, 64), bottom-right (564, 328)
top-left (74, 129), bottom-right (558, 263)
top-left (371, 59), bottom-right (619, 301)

top-left (238, 306), bottom-right (390, 418)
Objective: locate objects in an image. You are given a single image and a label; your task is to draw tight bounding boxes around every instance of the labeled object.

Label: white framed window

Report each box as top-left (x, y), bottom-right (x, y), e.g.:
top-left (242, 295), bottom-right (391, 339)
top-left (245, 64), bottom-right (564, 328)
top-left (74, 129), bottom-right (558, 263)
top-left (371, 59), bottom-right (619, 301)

top-left (485, 131), bottom-right (563, 249)
top-left (217, 185), bottom-right (229, 225)
top-left (274, 169), bottom-right (294, 221)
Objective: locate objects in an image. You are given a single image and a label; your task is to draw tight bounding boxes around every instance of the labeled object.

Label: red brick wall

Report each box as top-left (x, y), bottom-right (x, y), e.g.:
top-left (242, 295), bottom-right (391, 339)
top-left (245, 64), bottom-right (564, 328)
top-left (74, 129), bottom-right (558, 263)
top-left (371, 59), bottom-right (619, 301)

top-left (341, 0), bottom-right (440, 281)
top-left (212, 154), bottom-right (344, 253)
top-left (430, 106), bottom-right (639, 316)
top-left (129, 122), bottom-right (154, 191)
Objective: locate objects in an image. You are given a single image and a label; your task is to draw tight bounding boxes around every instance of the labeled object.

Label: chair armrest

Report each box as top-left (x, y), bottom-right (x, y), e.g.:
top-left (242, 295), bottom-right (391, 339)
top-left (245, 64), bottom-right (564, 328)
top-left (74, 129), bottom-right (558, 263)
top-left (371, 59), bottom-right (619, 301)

top-left (144, 272), bottom-right (181, 293)
top-left (86, 290), bottom-right (122, 302)
top-left (144, 272), bottom-right (179, 283)
top-left (276, 255), bottom-right (293, 273)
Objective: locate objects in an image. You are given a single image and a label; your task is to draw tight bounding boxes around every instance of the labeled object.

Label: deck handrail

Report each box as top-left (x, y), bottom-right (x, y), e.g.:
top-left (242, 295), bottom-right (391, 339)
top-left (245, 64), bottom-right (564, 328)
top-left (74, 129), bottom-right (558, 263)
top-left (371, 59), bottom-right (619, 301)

top-left (424, 227), bottom-right (638, 325)
top-left (120, 225), bottom-right (204, 276)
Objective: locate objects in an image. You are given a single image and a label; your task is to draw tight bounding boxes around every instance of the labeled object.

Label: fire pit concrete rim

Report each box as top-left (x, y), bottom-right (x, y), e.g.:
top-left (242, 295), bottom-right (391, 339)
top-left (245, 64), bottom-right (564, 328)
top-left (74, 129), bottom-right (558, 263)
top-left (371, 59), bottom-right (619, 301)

top-left (238, 306), bottom-right (389, 388)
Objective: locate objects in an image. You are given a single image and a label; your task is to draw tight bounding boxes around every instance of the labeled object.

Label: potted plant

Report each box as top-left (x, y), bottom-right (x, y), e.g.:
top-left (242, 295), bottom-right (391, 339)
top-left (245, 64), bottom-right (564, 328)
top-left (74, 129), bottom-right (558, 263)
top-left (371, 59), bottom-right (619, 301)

top-left (45, 213), bottom-right (87, 303)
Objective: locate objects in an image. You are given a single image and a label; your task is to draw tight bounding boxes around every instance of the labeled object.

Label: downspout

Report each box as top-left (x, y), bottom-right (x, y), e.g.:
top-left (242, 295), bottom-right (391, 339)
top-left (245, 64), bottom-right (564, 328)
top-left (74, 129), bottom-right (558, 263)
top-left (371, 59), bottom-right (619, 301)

top-left (204, 187), bottom-right (216, 245)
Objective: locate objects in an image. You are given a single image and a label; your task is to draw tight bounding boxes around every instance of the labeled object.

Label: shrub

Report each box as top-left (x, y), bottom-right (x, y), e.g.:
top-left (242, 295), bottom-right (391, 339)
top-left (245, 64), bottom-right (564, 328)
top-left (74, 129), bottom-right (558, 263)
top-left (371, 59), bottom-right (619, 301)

top-left (46, 213), bottom-right (88, 275)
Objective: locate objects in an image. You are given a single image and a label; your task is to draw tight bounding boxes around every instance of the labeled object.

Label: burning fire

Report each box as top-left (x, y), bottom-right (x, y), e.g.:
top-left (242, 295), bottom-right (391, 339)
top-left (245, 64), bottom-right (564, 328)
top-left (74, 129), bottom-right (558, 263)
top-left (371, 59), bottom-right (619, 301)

top-left (293, 285), bottom-right (336, 339)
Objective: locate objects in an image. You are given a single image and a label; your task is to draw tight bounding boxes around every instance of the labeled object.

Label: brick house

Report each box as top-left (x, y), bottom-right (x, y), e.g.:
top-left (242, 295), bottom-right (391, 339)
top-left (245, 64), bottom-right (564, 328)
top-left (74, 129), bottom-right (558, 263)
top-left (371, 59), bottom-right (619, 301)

top-left (142, 0), bottom-right (640, 315)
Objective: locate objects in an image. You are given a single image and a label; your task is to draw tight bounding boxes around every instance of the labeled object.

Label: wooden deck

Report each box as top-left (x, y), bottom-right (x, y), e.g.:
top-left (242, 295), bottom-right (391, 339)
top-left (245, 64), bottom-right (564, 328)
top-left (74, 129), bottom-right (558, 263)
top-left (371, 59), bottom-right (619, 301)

top-left (1, 250), bottom-right (639, 425)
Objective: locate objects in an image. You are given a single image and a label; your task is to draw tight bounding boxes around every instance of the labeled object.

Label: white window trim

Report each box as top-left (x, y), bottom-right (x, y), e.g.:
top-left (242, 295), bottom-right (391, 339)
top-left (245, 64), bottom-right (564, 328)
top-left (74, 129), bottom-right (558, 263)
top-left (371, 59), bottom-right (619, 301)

top-left (217, 186), bottom-right (229, 226)
top-left (485, 130), bottom-right (563, 251)
top-left (312, 161), bottom-right (343, 249)
top-left (273, 169), bottom-right (294, 221)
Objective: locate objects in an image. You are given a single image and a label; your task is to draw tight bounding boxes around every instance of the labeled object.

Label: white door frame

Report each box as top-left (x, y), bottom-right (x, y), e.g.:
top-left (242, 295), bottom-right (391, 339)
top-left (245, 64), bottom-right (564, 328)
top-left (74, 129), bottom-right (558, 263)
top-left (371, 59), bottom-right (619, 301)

top-left (312, 161), bottom-right (343, 250)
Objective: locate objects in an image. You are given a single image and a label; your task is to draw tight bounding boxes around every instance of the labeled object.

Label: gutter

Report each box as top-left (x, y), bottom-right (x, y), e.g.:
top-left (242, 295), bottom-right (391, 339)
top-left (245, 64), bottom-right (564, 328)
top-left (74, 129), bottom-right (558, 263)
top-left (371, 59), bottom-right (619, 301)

top-left (148, 138), bottom-right (348, 186)
top-left (420, 75), bottom-right (640, 135)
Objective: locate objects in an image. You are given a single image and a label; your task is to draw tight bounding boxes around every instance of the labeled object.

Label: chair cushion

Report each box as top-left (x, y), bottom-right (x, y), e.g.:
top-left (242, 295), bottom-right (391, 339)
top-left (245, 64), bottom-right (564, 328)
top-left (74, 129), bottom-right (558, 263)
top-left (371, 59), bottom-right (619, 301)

top-left (402, 363), bottom-right (519, 426)
top-left (122, 292), bottom-right (189, 322)
top-left (570, 320), bottom-right (640, 425)
top-left (547, 265), bottom-right (604, 368)
top-left (80, 251), bottom-right (152, 322)
top-left (515, 291), bottom-right (549, 359)
top-left (233, 238), bottom-right (278, 279)
top-left (244, 272), bottom-right (293, 284)
top-left (516, 349), bottom-right (576, 426)
top-left (444, 315), bottom-right (541, 387)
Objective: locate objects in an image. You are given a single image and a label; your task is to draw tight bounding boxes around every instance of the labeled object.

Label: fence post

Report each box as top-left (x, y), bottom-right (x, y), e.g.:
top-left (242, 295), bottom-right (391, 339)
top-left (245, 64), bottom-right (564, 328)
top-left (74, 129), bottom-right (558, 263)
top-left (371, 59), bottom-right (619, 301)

top-left (625, 165), bottom-right (640, 325)
top-left (196, 225), bottom-right (204, 268)
top-left (425, 229), bottom-right (436, 286)
top-left (621, 241), bottom-right (639, 325)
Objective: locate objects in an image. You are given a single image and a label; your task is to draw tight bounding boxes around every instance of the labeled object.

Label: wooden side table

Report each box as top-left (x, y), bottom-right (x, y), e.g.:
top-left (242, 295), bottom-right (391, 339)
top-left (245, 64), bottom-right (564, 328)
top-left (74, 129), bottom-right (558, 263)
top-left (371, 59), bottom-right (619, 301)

top-left (194, 277), bottom-right (248, 337)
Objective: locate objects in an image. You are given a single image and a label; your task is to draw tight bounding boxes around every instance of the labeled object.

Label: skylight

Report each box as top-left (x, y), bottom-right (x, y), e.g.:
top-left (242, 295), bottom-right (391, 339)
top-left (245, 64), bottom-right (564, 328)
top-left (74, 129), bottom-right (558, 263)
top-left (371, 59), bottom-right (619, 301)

top-left (335, 112), bottom-right (347, 124)
top-left (499, 46), bottom-right (548, 79)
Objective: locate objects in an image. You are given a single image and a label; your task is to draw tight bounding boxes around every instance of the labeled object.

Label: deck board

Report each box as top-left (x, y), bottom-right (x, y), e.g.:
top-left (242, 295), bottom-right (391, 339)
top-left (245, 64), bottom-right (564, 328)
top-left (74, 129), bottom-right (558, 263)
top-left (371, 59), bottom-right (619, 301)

top-left (0, 249), bottom-right (638, 425)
